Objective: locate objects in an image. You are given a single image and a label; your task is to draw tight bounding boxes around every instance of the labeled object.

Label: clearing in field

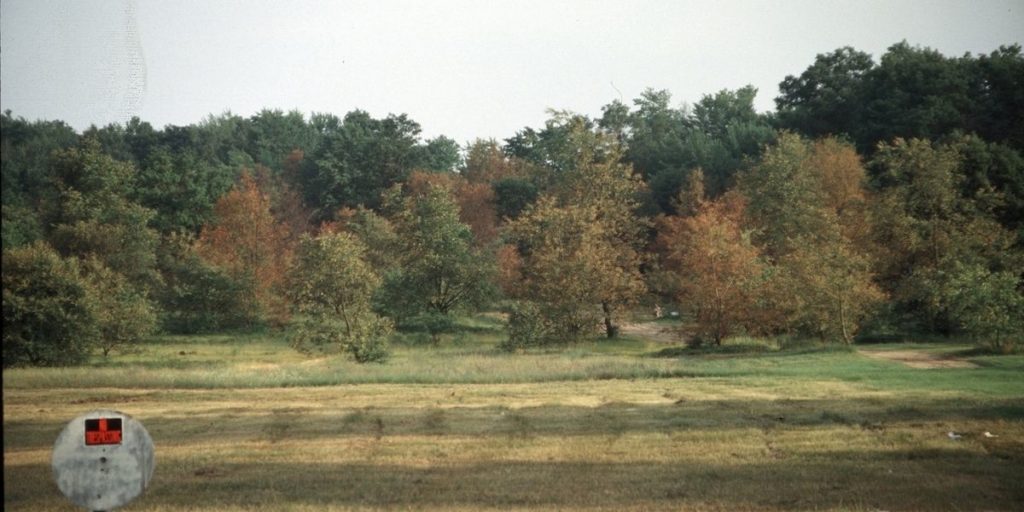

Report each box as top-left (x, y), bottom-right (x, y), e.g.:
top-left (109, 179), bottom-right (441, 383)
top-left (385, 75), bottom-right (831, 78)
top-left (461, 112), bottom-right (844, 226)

top-left (4, 320), bottom-right (1023, 511)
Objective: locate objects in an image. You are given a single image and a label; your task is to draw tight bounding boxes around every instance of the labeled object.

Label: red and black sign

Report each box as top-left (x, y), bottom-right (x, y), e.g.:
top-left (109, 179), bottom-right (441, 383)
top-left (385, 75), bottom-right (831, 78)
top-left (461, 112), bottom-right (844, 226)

top-left (84, 418), bottom-right (123, 445)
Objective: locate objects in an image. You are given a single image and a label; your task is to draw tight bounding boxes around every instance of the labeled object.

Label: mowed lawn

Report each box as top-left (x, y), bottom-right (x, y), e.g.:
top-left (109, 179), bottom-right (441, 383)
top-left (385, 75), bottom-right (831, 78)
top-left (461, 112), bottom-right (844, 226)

top-left (4, 322), bottom-right (1023, 511)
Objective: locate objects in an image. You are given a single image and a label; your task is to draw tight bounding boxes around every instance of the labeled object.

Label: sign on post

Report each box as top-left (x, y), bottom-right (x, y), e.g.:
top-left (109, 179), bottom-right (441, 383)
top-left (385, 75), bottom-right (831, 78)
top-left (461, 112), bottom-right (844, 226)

top-left (52, 410), bottom-right (155, 511)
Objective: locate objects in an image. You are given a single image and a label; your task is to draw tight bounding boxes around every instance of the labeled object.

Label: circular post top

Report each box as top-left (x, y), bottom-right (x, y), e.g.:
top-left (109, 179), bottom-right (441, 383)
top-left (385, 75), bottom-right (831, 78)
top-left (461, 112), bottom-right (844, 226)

top-left (52, 409), bottom-right (155, 511)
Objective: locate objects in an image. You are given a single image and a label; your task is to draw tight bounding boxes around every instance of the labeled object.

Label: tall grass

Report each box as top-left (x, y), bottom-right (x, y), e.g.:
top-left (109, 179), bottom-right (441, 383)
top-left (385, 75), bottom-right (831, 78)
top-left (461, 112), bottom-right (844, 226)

top-left (4, 323), bottom-right (1023, 396)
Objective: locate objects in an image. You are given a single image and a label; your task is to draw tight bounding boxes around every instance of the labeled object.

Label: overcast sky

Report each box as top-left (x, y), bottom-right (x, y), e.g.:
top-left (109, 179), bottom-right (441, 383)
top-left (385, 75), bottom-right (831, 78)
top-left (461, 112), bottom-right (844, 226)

top-left (2, 0), bottom-right (1022, 144)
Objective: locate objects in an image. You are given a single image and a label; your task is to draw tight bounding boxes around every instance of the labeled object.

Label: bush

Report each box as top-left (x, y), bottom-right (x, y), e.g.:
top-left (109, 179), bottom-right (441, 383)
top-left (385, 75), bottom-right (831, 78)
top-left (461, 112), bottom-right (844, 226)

top-left (288, 316), bottom-right (391, 363)
top-left (402, 312), bottom-right (455, 345)
top-left (156, 233), bottom-right (257, 333)
top-left (348, 329), bottom-right (392, 363)
top-left (946, 263), bottom-right (1024, 354)
top-left (2, 242), bottom-right (98, 366)
top-left (500, 301), bottom-right (553, 351)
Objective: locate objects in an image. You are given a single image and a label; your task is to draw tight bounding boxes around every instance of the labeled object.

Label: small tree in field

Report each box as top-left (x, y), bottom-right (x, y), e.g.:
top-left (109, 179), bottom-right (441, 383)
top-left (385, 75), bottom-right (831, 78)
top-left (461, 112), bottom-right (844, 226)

top-left (503, 116), bottom-right (648, 341)
top-left (3, 242), bottom-right (98, 366)
top-left (739, 133), bottom-right (884, 342)
top-left (375, 182), bottom-right (496, 328)
top-left (286, 233), bottom-right (390, 362)
top-left (658, 193), bottom-right (768, 346)
top-left (81, 258), bottom-right (157, 356)
top-left (777, 240), bottom-right (885, 344)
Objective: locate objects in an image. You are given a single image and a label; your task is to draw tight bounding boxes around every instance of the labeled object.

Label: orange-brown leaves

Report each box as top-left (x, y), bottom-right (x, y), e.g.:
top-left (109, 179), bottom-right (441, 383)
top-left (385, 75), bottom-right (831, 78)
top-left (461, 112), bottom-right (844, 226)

top-left (657, 195), bottom-right (768, 345)
top-left (809, 137), bottom-right (867, 212)
top-left (406, 170), bottom-right (499, 246)
top-left (196, 171), bottom-right (293, 325)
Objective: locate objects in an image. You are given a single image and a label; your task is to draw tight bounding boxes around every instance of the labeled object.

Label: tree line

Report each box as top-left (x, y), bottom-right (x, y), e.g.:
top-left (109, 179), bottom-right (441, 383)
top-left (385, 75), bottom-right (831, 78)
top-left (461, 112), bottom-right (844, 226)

top-left (4, 41), bottom-right (1023, 366)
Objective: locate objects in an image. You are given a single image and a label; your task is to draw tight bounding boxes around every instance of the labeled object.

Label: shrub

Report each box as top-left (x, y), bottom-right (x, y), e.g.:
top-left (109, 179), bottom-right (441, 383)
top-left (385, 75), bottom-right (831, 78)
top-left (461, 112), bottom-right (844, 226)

top-left (2, 242), bottom-right (98, 366)
top-left (946, 263), bottom-right (1024, 354)
top-left (403, 311), bottom-right (455, 345)
top-left (288, 316), bottom-right (391, 363)
top-left (500, 301), bottom-right (553, 351)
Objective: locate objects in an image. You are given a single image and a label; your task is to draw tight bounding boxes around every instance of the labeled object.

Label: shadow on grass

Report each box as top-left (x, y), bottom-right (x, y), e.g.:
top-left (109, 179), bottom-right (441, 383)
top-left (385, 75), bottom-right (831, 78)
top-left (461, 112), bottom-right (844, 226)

top-left (7, 396), bottom-right (1023, 453)
top-left (6, 450), bottom-right (1022, 511)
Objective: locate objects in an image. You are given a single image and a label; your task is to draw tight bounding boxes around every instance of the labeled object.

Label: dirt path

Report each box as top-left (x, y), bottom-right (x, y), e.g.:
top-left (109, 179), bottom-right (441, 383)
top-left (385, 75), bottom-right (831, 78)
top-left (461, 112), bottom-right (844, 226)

top-left (858, 349), bottom-right (978, 369)
top-left (619, 322), bottom-right (683, 344)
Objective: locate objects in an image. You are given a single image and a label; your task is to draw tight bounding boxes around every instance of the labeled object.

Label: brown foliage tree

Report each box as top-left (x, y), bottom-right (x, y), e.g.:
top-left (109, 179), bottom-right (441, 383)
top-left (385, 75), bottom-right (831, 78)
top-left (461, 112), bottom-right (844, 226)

top-left (507, 198), bottom-right (645, 341)
top-left (505, 120), bottom-right (648, 339)
top-left (196, 171), bottom-right (292, 325)
top-left (658, 193), bottom-right (768, 345)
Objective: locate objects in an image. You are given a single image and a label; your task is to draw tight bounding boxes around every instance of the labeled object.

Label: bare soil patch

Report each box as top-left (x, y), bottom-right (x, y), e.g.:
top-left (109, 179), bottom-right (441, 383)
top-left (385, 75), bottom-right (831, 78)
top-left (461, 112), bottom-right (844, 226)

top-left (620, 322), bottom-right (684, 344)
top-left (859, 349), bottom-right (978, 369)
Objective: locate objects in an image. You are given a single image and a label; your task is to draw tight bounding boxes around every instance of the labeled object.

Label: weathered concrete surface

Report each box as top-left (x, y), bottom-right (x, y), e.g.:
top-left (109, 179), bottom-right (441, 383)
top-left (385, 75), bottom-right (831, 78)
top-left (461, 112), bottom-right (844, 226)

top-left (52, 409), bottom-right (154, 510)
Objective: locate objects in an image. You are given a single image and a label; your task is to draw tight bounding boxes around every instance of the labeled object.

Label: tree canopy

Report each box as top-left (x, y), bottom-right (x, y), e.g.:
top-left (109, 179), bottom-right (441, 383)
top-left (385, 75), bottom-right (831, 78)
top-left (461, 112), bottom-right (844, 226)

top-left (3, 40), bottom-right (1023, 365)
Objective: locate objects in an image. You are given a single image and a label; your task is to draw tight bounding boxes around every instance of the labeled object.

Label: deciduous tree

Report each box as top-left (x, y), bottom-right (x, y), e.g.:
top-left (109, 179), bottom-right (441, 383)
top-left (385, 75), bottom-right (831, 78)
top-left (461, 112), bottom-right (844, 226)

top-left (657, 194), bottom-right (768, 345)
top-left (504, 115), bottom-right (649, 339)
top-left (3, 242), bottom-right (98, 367)
top-left (375, 182), bottom-right (496, 327)
top-left (44, 139), bottom-right (160, 292)
top-left (286, 233), bottom-right (391, 362)
top-left (196, 171), bottom-right (292, 325)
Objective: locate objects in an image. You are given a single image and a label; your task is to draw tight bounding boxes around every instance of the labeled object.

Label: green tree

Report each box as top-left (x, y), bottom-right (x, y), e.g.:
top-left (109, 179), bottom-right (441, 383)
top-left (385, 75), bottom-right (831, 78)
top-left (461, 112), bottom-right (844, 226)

top-left (600, 88), bottom-right (774, 213)
top-left (300, 110), bottom-right (426, 219)
top-left (692, 86), bottom-right (762, 138)
top-left (775, 47), bottom-right (874, 142)
top-left (81, 258), bottom-right (157, 356)
top-left (869, 138), bottom-right (1022, 335)
top-left (776, 42), bottom-right (1024, 156)
top-left (132, 147), bottom-right (236, 234)
top-left (3, 242), bottom-right (98, 367)
top-left (1, 112), bottom-right (79, 248)
top-left (1, 111), bottom-right (79, 208)
top-left (155, 232), bottom-right (254, 333)
top-left (948, 134), bottom-right (1024, 239)
top-left (493, 177), bottom-right (538, 221)
top-left (43, 139), bottom-right (160, 292)
top-left (419, 135), bottom-right (462, 172)
top-left (739, 133), bottom-right (831, 257)
top-left (246, 109), bottom-right (317, 171)
top-left (944, 263), bottom-right (1023, 353)
top-left (971, 45), bottom-right (1024, 151)
top-left (287, 233), bottom-right (391, 362)
top-left (375, 183), bottom-right (496, 328)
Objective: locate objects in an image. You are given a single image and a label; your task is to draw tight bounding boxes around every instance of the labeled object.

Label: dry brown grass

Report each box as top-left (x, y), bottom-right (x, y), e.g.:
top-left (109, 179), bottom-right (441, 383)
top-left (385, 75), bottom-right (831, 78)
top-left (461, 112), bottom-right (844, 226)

top-left (5, 375), bottom-right (1023, 511)
top-left (859, 349), bottom-right (979, 369)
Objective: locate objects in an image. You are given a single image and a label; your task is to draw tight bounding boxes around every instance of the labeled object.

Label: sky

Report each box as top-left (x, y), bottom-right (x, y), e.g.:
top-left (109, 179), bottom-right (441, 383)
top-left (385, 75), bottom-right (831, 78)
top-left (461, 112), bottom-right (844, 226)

top-left (2, 0), bottom-right (1022, 144)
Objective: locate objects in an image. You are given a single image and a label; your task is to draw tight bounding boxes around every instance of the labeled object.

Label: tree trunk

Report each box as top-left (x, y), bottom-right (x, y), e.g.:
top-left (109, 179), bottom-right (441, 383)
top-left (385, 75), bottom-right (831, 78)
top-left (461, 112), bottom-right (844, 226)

top-left (839, 298), bottom-right (852, 345)
top-left (602, 301), bottom-right (619, 338)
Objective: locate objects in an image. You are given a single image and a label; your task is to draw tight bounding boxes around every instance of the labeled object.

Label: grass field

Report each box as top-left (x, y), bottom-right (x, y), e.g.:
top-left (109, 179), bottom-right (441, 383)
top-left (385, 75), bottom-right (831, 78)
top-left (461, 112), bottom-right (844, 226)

top-left (4, 318), bottom-right (1023, 511)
